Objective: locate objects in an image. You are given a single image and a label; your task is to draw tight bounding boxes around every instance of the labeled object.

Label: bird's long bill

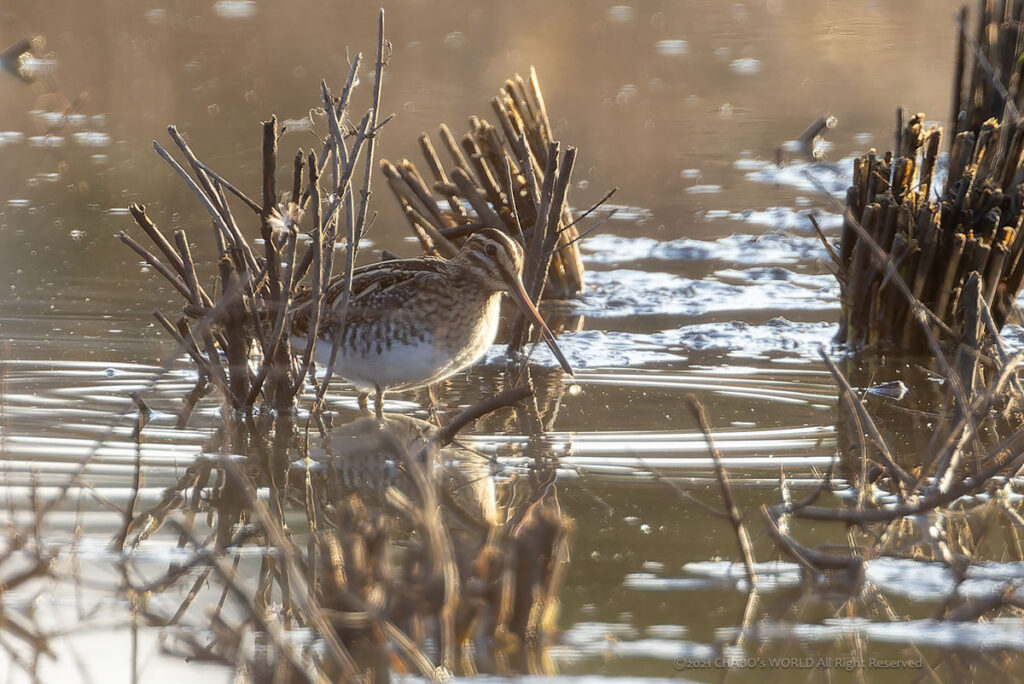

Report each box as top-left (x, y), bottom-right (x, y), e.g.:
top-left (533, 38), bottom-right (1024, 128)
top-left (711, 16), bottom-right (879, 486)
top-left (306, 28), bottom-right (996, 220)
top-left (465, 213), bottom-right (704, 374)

top-left (505, 274), bottom-right (574, 376)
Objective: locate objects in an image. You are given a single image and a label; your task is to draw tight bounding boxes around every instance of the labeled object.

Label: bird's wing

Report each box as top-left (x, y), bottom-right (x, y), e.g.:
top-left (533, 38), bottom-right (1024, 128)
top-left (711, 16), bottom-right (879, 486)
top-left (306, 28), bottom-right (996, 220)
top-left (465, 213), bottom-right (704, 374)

top-left (290, 256), bottom-right (449, 334)
top-left (347, 256), bottom-right (448, 302)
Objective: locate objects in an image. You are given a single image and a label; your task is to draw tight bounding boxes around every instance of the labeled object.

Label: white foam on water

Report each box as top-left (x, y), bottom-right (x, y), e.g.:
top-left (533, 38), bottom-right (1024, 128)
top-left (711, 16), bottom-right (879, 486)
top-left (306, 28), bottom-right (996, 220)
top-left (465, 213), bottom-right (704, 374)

top-left (27, 135), bottom-right (65, 148)
top-left (486, 329), bottom-right (681, 369)
top-left (486, 318), bottom-right (837, 369)
top-left (607, 5), bottom-right (636, 22)
top-left (684, 184), bottom-right (722, 194)
top-left (654, 39), bottom-right (688, 57)
top-left (704, 207), bottom-right (842, 232)
top-left (740, 156), bottom-right (854, 196)
top-left (73, 131), bottom-right (111, 147)
top-left (214, 0), bottom-right (257, 18)
top-left (603, 204), bottom-right (654, 223)
top-left (669, 319), bottom-right (837, 361)
top-left (866, 557), bottom-right (1024, 602)
top-left (734, 617), bottom-right (1024, 651)
top-left (581, 232), bottom-right (828, 265)
top-left (729, 58), bottom-right (761, 75)
top-left (0, 131), bottom-right (25, 146)
top-left (580, 268), bottom-right (838, 318)
top-left (556, 621), bottom-right (715, 661)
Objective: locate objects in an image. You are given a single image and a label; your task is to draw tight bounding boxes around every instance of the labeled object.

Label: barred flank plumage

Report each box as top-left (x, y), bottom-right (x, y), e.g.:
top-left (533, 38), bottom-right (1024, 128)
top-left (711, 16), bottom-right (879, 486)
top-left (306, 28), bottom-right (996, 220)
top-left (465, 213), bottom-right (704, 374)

top-left (289, 229), bottom-right (542, 415)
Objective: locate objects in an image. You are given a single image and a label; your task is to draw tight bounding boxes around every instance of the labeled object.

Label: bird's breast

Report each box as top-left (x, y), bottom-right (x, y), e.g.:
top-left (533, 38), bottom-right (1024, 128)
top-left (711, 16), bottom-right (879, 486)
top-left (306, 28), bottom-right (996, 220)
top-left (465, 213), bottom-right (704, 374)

top-left (293, 291), bottom-right (504, 392)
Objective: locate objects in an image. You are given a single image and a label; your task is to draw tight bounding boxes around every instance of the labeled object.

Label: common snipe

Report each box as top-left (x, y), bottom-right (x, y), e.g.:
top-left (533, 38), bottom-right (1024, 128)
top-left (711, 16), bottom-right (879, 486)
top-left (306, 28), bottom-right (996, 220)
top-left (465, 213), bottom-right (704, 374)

top-left (291, 228), bottom-right (573, 417)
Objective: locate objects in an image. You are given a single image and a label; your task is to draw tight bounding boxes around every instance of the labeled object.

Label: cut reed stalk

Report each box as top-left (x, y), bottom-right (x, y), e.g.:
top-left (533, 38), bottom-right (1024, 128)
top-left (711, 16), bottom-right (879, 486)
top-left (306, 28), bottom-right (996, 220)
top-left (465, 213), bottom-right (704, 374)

top-left (835, 0), bottom-right (1024, 351)
top-left (836, 111), bottom-right (1024, 350)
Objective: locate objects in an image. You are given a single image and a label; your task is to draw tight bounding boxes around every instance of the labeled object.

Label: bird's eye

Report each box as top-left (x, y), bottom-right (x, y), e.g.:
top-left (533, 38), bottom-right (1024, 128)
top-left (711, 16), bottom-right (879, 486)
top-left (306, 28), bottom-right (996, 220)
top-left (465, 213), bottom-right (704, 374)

top-left (485, 243), bottom-right (497, 256)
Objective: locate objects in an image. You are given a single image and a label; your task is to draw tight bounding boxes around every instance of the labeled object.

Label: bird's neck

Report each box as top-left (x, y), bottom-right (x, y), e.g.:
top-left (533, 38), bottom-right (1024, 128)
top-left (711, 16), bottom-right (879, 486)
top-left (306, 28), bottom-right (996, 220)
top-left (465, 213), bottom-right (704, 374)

top-left (448, 255), bottom-right (502, 295)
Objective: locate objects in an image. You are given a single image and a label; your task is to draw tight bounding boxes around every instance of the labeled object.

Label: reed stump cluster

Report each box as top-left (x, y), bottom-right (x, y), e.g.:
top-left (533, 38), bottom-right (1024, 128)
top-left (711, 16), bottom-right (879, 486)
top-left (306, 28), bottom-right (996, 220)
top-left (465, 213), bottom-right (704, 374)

top-left (380, 68), bottom-right (592, 356)
top-left (836, 0), bottom-right (1024, 352)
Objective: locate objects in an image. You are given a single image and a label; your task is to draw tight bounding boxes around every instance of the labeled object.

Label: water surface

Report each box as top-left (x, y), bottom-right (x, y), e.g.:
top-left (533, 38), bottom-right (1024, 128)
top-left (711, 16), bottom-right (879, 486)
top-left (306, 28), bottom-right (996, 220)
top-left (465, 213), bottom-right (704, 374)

top-left (2, 1), bottom-right (1002, 681)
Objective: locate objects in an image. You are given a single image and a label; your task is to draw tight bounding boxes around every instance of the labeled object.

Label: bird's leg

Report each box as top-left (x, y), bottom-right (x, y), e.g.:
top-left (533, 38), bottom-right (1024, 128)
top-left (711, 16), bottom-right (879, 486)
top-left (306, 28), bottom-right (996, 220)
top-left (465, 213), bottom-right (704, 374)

top-left (427, 383), bottom-right (441, 426)
top-left (374, 385), bottom-right (384, 420)
top-left (357, 391), bottom-right (370, 414)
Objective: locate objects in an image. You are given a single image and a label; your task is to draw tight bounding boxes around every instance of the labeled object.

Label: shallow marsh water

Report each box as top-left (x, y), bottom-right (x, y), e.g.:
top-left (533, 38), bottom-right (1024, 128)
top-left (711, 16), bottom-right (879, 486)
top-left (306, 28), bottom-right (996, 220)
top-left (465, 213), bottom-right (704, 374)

top-left (2, 0), bottom-right (1019, 682)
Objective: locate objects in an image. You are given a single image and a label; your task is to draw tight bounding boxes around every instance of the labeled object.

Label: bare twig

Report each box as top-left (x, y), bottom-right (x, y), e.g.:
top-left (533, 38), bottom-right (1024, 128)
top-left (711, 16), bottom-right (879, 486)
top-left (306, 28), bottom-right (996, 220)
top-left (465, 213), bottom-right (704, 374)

top-left (685, 395), bottom-right (758, 588)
